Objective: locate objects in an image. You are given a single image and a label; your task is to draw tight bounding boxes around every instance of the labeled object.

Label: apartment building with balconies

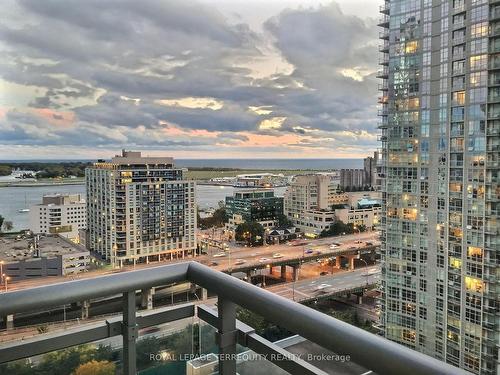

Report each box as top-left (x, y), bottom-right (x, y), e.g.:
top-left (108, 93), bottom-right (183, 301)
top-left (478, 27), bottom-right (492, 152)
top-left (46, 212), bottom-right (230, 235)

top-left (379, 1), bottom-right (499, 373)
top-left (85, 150), bottom-right (196, 268)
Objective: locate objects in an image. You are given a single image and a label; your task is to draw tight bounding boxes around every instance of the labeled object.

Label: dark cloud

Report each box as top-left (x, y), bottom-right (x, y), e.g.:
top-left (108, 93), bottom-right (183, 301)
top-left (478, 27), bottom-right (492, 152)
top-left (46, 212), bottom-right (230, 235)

top-left (0, 0), bottom-right (379, 155)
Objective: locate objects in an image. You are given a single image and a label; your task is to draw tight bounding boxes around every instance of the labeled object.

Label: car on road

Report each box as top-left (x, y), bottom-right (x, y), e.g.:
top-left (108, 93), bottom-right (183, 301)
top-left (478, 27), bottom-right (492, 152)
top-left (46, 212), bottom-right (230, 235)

top-left (273, 253), bottom-right (283, 259)
top-left (348, 246), bottom-right (356, 250)
top-left (235, 259), bottom-right (246, 265)
top-left (304, 249), bottom-right (314, 255)
top-left (213, 252), bottom-right (226, 258)
top-left (139, 326), bottom-right (161, 335)
top-left (320, 271), bottom-right (329, 276)
top-left (289, 240), bottom-right (308, 246)
top-left (314, 283), bottom-right (331, 291)
top-left (316, 250), bottom-right (322, 255)
top-left (258, 257), bottom-right (270, 263)
top-left (209, 261), bottom-right (219, 266)
top-left (329, 244), bottom-right (338, 249)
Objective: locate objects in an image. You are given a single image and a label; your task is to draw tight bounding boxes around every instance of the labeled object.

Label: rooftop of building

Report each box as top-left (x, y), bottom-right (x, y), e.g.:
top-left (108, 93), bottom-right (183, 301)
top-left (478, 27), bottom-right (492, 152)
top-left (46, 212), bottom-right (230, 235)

top-left (93, 150), bottom-right (176, 168)
top-left (0, 234), bottom-right (88, 263)
top-left (357, 198), bottom-right (381, 207)
top-left (229, 187), bottom-right (281, 200)
top-left (33, 193), bottom-right (85, 207)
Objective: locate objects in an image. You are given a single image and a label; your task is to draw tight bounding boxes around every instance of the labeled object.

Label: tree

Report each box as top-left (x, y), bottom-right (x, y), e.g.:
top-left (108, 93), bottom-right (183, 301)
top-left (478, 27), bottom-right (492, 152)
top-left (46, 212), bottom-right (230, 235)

top-left (171, 325), bottom-right (195, 357)
top-left (357, 224), bottom-right (367, 233)
top-left (235, 221), bottom-right (264, 246)
top-left (198, 207), bottom-right (228, 229)
top-left (3, 221), bottom-right (13, 232)
top-left (0, 360), bottom-right (33, 375)
top-left (36, 344), bottom-right (115, 375)
top-left (136, 337), bottom-right (161, 369)
top-left (319, 220), bottom-right (355, 238)
top-left (236, 308), bottom-right (292, 342)
top-left (0, 215), bottom-right (4, 232)
top-left (277, 214), bottom-right (293, 227)
top-left (74, 360), bottom-right (115, 375)
top-left (0, 165), bottom-right (12, 176)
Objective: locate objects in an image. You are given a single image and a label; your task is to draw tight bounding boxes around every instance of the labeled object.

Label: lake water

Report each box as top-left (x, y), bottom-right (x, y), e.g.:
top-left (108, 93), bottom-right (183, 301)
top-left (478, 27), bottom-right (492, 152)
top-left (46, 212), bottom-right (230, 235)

top-left (2, 158), bottom-right (363, 170)
top-left (0, 184), bottom-right (287, 231)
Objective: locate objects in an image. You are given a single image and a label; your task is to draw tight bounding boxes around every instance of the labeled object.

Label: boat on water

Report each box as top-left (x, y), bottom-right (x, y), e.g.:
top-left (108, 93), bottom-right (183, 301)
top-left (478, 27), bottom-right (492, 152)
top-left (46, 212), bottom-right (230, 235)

top-left (18, 193), bottom-right (30, 213)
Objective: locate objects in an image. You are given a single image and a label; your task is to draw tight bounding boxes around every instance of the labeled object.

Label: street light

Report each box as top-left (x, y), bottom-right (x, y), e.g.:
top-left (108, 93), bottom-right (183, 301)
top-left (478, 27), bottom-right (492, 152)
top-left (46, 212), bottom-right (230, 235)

top-left (292, 262), bottom-right (301, 301)
top-left (262, 264), bottom-right (270, 288)
top-left (359, 258), bottom-right (369, 285)
top-left (4, 275), bottom-right (10, 292)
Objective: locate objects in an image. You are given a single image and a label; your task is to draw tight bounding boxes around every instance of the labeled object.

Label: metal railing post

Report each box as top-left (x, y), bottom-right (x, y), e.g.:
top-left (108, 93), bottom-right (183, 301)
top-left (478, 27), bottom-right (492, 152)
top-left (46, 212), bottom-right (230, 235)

top-left (122, 291), bottom-right (137, 375)
top-left (217, 298), bottom-right (237, 375)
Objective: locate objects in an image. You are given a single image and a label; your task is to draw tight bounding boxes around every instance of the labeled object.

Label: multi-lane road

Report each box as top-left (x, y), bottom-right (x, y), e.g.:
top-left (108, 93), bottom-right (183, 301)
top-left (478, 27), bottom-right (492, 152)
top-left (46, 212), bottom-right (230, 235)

top-left (266, 266), bottom-right (381, 303)
top-left (204, 231), bottom-right (380, 272)
top-left (5, 231), bottom-right (380, 292)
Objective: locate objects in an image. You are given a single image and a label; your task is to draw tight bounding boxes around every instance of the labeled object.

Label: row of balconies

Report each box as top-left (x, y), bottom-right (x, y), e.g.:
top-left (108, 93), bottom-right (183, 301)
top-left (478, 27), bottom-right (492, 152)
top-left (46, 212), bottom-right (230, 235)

top-left (379, 41), bottom-right (389, 53)
top-left (379, 29), bottom-right (389, 40)
top-left (379, 54), bottom-right (389, 66)
top-left (379, 1), bottom-right (389, 15)
top-left (377, 67), bottom-right (389, 78)
top-left (491, 7), bottom-right (500, 22)
top-left (378, 14), bottom-right (389, 28)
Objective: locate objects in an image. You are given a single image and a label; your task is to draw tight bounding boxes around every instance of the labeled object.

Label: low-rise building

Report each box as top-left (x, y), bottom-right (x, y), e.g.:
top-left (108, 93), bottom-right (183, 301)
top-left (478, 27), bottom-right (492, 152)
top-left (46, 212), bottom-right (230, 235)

top-left (29, 194), bottom-right (86, 243)
top-left (225, 188), bottom-right (283, 230)
top-left (284, 174), bottom-right (341, 236)
top-left (285, 175), bottom-right (381, 237)
top-left (0, 234), bottom-right (89, 281)
top-left (234, 173), bottom-right (288, 187)
top-left (267, 226), bottom-right (301, 244)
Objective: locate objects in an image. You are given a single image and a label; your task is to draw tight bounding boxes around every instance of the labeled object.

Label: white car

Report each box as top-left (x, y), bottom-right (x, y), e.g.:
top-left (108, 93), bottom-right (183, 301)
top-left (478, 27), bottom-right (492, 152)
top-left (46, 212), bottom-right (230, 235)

top-left (235, 259), bottom-right (246, 265)
top-left (329, 244), bottom-right (338, 249)
top-left (314, 283), bottom-right (331, 291)
top-left (272, 253), bottom-right (283, 259)
top-left (213, 252), bottom-right (226, 258)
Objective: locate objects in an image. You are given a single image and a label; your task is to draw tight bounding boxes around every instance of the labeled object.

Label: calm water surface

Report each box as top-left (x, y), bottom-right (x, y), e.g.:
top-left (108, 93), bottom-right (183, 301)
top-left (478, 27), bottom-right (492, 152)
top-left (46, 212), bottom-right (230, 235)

top-left (0, 184), bottom-right (287, 231)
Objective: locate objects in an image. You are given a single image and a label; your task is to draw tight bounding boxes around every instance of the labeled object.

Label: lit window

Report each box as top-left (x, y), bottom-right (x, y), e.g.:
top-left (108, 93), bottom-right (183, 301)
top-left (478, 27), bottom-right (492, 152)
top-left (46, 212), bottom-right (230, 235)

top-left (465, 277), bottom-right (483, 293)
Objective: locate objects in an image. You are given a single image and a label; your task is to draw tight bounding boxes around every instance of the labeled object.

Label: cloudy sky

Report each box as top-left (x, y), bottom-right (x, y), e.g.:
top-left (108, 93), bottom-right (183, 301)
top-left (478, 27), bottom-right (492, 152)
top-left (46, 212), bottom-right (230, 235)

top-left (0, 0), bottom-right (380, 160)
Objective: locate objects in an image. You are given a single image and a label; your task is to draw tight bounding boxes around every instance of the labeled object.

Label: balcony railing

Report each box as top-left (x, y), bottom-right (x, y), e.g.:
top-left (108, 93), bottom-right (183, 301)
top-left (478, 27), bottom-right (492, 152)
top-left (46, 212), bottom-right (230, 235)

top-left (0, 262), bottom-right (468, 375)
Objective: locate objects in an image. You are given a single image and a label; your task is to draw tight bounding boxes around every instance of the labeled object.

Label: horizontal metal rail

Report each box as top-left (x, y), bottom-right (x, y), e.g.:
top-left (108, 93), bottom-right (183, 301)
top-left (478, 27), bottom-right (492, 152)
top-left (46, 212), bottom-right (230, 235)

top-left (0, 261), bottom-right (472, 375)
top-left (197, 305), bottom-right (327, 375)
top-left (0, 262), bottom-right (189, 316)
top-left (187, 262), bottom-right (471, 375)
top-left (0, 303), bottom-right (195, 363)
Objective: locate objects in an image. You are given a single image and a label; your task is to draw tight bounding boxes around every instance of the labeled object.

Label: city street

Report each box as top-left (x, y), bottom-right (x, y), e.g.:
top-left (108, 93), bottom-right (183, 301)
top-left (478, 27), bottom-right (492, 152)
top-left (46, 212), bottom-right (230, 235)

top-left (4, 231), bottom-right (379, 292)
top-left (205, 231), bottom-right (380, 273)
top-left (266, 266), bottom-right (380, 302)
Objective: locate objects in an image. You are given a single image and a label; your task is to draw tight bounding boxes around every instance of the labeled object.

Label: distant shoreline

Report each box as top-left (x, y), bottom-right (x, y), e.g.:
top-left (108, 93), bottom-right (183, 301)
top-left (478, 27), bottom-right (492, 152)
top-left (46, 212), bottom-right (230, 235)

top-left (0, 181), bottom-right (85, 188)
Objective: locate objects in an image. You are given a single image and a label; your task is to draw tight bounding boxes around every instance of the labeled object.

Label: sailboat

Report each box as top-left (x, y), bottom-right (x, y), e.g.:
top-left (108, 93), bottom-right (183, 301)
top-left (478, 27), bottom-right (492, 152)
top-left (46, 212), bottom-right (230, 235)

top-left (18, 193), bottom-right (30, 213)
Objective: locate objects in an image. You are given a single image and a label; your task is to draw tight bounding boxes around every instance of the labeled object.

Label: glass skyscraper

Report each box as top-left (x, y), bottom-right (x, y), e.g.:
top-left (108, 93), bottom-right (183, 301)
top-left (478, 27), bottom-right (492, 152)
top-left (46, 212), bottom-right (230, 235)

top-left (379, 1), bottom-right (499, 373)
